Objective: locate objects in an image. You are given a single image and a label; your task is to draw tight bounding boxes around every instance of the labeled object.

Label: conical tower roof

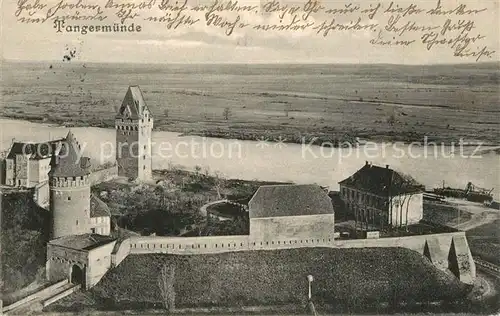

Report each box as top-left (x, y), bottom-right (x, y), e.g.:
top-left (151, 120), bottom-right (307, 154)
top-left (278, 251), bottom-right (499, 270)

top-left (116, 86), bottom-right (151, 120)
top-left (49, 130), bottom-right (91, 177)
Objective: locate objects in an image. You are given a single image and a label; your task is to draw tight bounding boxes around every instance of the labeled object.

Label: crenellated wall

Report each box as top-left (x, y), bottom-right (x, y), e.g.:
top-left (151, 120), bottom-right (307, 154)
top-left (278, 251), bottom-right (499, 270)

top-left (109, 231), bottom-right (475, 285)
top-left (50, 175), bottom-right (91, 238)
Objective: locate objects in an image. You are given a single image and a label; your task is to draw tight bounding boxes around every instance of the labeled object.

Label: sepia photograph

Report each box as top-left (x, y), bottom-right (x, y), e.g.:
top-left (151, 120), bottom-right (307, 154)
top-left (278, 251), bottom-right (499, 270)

top-left (1, 0), bottom-right (499, 315)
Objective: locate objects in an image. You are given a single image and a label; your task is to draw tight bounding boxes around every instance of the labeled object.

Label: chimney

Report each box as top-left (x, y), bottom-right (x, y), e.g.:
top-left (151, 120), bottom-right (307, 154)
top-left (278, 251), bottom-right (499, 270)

top-left (386, 164), bottom-right (389, 169)
top-left (365, 161), bottom-right (369, 166)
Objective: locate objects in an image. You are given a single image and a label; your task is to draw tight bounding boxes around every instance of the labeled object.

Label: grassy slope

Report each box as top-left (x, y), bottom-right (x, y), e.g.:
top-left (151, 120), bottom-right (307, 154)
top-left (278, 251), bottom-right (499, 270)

top-left (47, 248), bottom-right (468, 312)
top-left (0, 190), bottom-right (50, 295)
top-left (1, 62), bottom-right (499, 145)
top-left (466, 219), bottom-right (500, 265)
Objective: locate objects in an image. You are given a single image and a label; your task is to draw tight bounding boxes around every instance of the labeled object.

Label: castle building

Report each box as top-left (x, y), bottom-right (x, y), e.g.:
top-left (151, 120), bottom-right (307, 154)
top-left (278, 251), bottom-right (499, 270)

top-left (46, 233), bottom-right (117, 290)
top-left (115, 86), bottom-right (153, 181)
top-left (3, 139), bottom-right (63, 187)
top-left (46, 131), bottom-right (114, 289)
top-left (49, 131), bottom-right (111, 238)
top-left (49, 131), bottom-right (92, 238)
top-left (90, 195), bottom-right (112, 235)
top-left (339, 162), bottom-right (425, 230)
top-left (248, 184), bottom-right (335, 242)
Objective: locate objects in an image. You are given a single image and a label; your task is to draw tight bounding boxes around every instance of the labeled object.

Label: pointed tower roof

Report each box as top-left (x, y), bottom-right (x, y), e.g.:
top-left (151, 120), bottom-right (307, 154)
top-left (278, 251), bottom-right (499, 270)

top-left (49, 130), bottom-right (91, 177)
top-left (116, 86), bottom-right (151, 120)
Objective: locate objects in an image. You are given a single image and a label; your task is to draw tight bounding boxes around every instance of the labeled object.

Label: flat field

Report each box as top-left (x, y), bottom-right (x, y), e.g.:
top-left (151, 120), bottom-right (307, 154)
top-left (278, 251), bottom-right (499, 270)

top-left (1, 61), bottom-right (499, 145)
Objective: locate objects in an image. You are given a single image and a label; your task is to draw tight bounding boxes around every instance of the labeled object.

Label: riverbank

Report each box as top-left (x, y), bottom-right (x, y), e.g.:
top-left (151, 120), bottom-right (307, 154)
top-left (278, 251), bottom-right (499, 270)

top-left (3, 112), bottom-right (500, 148)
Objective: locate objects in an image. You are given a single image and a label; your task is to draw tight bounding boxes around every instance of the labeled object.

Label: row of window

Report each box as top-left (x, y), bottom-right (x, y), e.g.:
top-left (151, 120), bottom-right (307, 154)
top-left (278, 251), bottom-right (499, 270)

top-left (342, 187), bottom-right (386, 209)
top-left (119, 117), bottom-right (151, 123)
top-left (118, 125), bottom-right (138, 131)
top-left (131, 238), bottom-right (334, 250)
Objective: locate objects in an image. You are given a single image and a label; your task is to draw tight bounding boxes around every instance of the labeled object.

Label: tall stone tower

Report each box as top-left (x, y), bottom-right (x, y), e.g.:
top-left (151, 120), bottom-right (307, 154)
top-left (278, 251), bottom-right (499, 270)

top-left (49, 131), bottom-right (92, 238)
top-left (115, 86), bottom-right (153, 181)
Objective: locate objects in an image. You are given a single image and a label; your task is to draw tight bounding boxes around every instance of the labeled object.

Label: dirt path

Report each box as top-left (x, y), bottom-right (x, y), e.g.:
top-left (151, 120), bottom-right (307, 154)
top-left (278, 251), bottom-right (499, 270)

top-left (445, 198), bottom-right (500, 231)
top-left (199, 199), bottom-right (228, 217)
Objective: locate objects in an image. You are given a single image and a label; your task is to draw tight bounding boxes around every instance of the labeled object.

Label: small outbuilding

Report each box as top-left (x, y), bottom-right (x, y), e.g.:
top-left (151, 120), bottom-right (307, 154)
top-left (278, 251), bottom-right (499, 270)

top-left (248, 184), bottom-right (335, 242)
top-left (46, 234), bottom-right (116, 289)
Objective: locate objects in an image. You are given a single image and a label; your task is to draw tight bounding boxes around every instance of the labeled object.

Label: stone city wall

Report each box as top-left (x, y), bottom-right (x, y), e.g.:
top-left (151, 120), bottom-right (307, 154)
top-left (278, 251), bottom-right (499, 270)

top-left (109, 231), bottom-right (475, 284)
top-left (89, 165), bottom-right (118, 185)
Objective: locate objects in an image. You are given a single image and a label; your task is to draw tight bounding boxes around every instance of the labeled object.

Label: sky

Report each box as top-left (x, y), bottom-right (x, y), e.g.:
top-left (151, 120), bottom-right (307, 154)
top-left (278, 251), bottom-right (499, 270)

top-left (2, 0), bottom-right (499, 64)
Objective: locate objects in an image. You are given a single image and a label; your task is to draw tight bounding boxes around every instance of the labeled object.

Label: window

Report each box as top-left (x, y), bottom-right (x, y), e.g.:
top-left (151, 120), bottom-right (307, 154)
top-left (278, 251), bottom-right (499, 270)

top-left (91, 228), bottom-right (96, 233)
top-left (81, 176), bottom-right (84, 180)
top-left (68, 196), bottom-right (71, 201)
top-left (76, 220), bottom-right (79, 225)
top-left (72, 177), bottom-right (76, 181)
top-left (143, 165), bottom-right (146, 170)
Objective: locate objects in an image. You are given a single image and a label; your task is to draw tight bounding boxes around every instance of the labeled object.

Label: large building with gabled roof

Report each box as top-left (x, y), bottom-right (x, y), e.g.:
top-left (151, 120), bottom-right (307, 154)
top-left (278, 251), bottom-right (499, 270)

top-left (3, 139), bottom-right (64, 187)
top-left (115, 86), bottom-right (154, 181)
top-left (339, 162), bottom-right (425, 230)
top-left (248, 184), bottom-right (335, 242)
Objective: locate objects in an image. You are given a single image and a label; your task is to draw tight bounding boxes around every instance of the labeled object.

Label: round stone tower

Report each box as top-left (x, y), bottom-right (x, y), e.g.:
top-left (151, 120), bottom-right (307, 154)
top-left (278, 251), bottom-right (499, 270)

top-left (49, 131), bottom-right (92, 238)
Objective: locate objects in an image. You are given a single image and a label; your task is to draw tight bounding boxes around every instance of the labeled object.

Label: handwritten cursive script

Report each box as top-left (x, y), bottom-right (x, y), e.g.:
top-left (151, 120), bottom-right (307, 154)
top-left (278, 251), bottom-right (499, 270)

top-left (10, 0), bottom-right (498, 62)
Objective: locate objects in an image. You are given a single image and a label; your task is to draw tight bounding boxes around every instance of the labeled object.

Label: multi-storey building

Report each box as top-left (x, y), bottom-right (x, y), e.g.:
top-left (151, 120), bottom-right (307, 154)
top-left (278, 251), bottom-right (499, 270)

top-left (339, 162), bottom-right (424, 230)
top-left (115, 86), bottom-right (153, 181)
top-left (3, 140), bottom-right (63, 187)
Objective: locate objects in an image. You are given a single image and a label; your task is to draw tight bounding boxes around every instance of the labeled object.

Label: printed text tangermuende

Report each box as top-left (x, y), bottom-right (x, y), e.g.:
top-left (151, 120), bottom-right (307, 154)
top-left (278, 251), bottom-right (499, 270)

top-left (53, 19), bottom-right (142, 34)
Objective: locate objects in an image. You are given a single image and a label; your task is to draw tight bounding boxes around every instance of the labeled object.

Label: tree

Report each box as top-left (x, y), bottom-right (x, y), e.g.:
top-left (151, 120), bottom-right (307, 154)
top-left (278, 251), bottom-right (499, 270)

top-left (389, 172), bottom-right (421, 231)
top-left (157, 264), bottom-right (176, 312)
top-left (194, 165), bottom-right (202, 178)
top-left (223, 107), bottom-right (231, 120)
top-left (213, 171), bottom-right (227, 200)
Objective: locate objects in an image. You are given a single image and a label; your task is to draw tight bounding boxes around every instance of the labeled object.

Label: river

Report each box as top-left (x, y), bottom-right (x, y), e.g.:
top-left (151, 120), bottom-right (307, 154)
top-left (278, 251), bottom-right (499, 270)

top-left (1, 118), bottom-right (499, 199)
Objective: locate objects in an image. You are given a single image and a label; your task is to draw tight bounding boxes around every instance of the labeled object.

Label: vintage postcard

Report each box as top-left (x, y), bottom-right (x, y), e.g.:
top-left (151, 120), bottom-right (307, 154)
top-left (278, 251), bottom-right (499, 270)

top-left (0, 0), bottom-right (499, 315)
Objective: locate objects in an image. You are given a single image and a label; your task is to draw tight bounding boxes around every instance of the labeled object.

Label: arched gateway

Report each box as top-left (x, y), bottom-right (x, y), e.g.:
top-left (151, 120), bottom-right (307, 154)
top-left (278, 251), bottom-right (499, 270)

top-left (70, 264), bottom-right (85, 288)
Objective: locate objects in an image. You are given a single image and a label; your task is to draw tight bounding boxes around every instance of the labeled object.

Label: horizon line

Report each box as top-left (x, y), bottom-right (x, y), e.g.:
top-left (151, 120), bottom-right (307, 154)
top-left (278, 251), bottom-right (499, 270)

top-left (3, 58), bottom-right (500, 67)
